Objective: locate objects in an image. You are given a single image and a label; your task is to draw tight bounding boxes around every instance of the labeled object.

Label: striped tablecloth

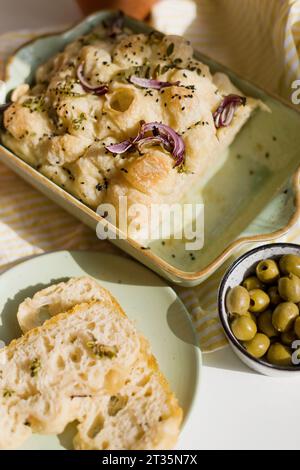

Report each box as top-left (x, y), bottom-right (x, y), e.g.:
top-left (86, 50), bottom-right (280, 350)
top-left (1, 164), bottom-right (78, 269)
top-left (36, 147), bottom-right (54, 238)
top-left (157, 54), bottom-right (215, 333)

top-left (1, 0), bottom-right (300, 352)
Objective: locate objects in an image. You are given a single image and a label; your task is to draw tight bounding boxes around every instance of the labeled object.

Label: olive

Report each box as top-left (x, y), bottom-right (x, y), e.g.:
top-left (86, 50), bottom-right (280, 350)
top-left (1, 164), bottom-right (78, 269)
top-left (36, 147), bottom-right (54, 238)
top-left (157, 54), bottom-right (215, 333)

top-left (244, 333), bottom-right (270, 359)
top-left (279, 254), bottom-right (300, 277)
top-left (256, 259), bottom-right (280, 284)
top-left (242, 276), bottom-right (263, 291)
top-left (231, 316), bottom-right (257, 341)
top-left (248, 289), bottom-right (270, 314)
top-left (267, 343), bottom-right (292, 366)
top-left (278, 274), bottom-right (300, 303)
top-left (281, 330), bottom-right (297, 346)
top-left (257, 310), bottom-right (278, 338)
top-left (267, 286), bottom-right (281, 306)
top-left (294, 317), bottom-right (300, 339)
top-left (226, 286), bottom-right (250, 315)
top-left (243, 311), bottom-right (257, 322)
top-left (272, 302), bottom-right (299, 333)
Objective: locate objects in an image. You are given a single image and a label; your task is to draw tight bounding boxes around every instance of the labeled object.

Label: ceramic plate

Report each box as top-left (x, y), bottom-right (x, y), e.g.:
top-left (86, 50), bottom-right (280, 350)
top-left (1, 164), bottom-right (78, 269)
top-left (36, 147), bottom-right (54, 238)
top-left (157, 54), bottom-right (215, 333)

top-left (0, 250), bottom-right (201, 450)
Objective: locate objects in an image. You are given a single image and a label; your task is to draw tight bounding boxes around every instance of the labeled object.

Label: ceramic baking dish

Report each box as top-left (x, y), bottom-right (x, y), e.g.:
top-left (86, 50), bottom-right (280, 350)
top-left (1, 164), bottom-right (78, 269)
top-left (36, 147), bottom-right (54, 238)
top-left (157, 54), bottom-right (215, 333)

top-left (0, 11), bottom-right (300, 286)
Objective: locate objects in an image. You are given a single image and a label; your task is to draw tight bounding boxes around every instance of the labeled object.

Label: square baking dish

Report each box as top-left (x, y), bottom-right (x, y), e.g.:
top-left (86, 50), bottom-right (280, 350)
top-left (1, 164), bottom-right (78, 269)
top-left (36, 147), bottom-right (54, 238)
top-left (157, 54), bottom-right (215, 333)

top-left (0, 11), bottom-right (300, 286)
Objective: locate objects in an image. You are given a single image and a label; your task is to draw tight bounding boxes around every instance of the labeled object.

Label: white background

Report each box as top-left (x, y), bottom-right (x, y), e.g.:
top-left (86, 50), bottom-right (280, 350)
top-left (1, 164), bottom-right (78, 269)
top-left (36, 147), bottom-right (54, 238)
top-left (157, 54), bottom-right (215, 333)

top-left (1, 0), bottom-right (300, 451)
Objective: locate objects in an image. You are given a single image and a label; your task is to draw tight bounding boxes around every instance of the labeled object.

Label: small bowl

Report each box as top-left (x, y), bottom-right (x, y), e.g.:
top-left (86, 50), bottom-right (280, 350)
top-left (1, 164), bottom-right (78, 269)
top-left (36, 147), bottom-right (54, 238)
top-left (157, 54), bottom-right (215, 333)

top-left (218, 243), bottom-right (300, 377)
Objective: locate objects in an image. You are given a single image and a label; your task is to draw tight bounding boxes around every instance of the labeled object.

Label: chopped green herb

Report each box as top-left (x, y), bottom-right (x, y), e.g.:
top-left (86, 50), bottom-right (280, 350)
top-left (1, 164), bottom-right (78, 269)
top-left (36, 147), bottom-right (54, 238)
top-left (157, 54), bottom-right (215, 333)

top-left (3, 389), bottom-right (14, 398)
top-left (154, 64), bottom-right (161, 77)
top-left (166, 43), bottom-right (175, 56)
top-left (86, 342), bottom-right (118, 359)
top-left (108, 394), bottom-right (128, 417)
top-left (72, 112), bottom-right (87, 130)
top-left (23, 96), bottom-right (46, 113)
top-left (30, 358), bottom-right (41, 378)
top-left (54, 78), bottom-right (81, 98)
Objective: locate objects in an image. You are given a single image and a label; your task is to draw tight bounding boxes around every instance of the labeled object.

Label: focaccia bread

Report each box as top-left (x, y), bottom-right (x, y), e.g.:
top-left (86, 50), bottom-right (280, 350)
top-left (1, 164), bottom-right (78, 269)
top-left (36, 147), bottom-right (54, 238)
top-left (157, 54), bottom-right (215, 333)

top-left (73, 341), bottom-right (182, 451)
top-left (1, 14), bottom-right (259, 236)
top-left (1, 282), bottom-right (182, 450)
top-left (0, 300), bottom-right (141, 449)
top-left (17, 276), bottom-right (114, 333)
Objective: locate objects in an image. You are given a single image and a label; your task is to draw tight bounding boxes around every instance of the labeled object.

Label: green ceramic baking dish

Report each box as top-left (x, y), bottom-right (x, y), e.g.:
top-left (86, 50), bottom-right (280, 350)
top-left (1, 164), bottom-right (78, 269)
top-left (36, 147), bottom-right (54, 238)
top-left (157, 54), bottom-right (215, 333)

top-left (0, 10), bottom-right (299, 286)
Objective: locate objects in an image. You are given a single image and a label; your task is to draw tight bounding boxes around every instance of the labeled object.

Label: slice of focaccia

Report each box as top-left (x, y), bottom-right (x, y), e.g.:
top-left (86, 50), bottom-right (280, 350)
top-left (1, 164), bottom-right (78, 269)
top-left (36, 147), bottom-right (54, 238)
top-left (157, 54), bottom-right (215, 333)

top-left (73, 340), bottom-right (182, 450)
top-left (2, 280), bottom-right (183, 450)
top-left (17, 277), bottom-right (114, 333)
top-left (0, 300), bottom-right (142, 449)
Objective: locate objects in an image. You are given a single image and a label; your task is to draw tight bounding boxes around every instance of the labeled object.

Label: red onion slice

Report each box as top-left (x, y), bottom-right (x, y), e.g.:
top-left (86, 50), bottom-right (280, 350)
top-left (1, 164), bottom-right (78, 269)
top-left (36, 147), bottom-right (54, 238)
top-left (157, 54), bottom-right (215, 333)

top-left (136, 135), bottom-right (173, 153)
top-left (105, 121), bottom-right (185, 168)
top-left (213, 94), bottom-right (246, 129)
top-left (140, 122), bottom-right (185, 167)
top-left (130, 75), bottom-right (180, 90)
top-left (105, 140), bottom-right (133, 154)
top-left (77, 63), bottom-right (109, 96)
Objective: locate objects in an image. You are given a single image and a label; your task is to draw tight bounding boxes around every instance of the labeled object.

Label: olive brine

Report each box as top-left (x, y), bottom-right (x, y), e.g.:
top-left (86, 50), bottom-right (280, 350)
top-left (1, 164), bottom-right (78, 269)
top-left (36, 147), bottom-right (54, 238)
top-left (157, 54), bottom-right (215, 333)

top-left (226, 254), bottom-right (300, 366)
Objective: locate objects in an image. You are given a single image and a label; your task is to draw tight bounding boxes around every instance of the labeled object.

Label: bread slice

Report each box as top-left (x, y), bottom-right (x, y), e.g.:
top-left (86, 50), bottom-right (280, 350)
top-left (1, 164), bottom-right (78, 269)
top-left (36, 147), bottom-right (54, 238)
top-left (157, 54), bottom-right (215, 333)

top-left (73, 338), bottom-right (182, 450)
top-left (17, 277), bottom-right (113, 333)
top-left (0, 300), bottom-right (141, 449)
top-left (3, 280), bottom-right (183, 450)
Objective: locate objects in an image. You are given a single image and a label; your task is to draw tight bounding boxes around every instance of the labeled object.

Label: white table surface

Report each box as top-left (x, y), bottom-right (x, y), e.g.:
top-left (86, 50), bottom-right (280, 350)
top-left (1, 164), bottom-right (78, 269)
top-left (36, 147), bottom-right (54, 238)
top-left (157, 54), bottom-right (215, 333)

top-left (1, 0), bottom-right (300, 451)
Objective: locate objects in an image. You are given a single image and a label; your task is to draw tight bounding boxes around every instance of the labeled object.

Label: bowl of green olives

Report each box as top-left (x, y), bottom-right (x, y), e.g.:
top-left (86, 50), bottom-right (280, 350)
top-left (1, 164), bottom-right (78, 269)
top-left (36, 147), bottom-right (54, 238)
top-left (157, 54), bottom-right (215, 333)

top-left (218, 243), bottom-right (300, 376)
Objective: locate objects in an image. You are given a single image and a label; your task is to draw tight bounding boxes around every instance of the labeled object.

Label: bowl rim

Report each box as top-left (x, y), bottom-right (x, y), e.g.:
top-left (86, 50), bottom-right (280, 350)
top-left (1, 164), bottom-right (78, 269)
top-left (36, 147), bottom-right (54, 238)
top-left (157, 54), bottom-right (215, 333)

top-left (218, 242), bottom-right (300, 372)
top-left (1, 10), bottom-right (300, 284)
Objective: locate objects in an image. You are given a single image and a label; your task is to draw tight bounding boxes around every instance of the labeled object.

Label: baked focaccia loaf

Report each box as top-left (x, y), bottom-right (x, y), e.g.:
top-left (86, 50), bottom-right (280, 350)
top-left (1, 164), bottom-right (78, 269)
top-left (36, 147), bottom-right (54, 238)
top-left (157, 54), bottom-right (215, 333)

top-left (2, 14), bottom-right (259, 236)
top-left (1, 282), bottom-right (182, 450)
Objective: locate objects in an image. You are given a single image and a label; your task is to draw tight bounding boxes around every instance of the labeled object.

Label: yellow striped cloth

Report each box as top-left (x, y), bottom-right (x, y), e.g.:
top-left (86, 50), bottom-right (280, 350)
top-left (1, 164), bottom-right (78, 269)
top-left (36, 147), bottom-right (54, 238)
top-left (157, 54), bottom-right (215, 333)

top-left (1, 0), bottom-right (300, 352)
top-left (152, 0), bottom-right (300, 99)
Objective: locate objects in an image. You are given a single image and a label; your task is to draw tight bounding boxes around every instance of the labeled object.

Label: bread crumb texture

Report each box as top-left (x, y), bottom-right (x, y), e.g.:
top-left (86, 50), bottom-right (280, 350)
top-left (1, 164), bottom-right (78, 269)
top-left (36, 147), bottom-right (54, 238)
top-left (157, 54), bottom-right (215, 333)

top-left (0, 279), bottom-right (182, 450)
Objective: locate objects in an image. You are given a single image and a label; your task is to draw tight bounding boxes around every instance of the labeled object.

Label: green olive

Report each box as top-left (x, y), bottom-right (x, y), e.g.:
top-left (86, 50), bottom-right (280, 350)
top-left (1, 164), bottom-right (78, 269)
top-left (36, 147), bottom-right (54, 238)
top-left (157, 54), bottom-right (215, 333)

top-left (267, 343), bottom-right (292, 366)
top-left (294, 317), bottom-right (300, 339)
top-left (272, 302), bottom-right (299, 333)
top-left (257, 310), bottom-right (278, 338)
top-left (249, 289), bottom-right (270, 314)
top-left (243, 311), bottom-right (257, 322)
top-left (267, 286), bottom-right (281, 306)
top-left (279, 254), bottom-right (300, 277)
top-left (226, 286), bottom-right (250, 315)
top-left (231, 316), bottom-right (257, 341)
top-left (256, 259), bottom-right (280, 284)
top-left (278, 274), bottom-right (300, 303)
top-left (281, 330), bottom-right (297, 346)
top-left (244, 333), bottom-right (270, 359)
top-left (242, 276), bottom-right (263, 291)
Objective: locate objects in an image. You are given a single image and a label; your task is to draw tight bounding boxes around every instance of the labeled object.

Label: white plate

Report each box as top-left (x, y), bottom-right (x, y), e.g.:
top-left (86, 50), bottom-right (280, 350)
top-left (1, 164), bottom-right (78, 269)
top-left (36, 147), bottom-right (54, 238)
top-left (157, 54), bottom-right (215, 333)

top-left (0, 250), bottom-right (201, 450)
